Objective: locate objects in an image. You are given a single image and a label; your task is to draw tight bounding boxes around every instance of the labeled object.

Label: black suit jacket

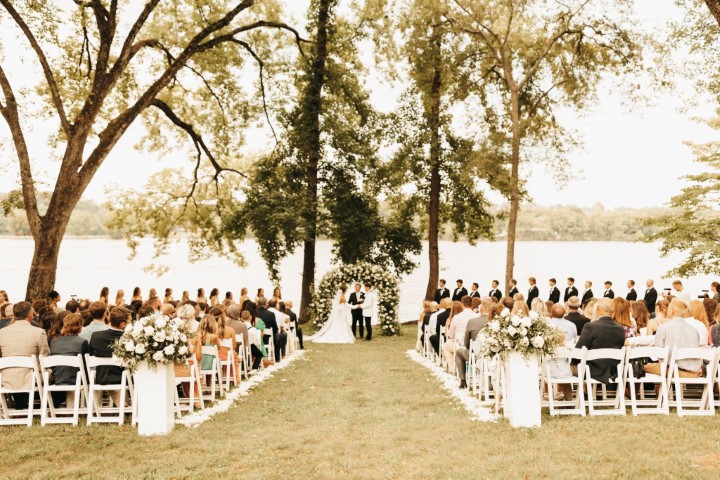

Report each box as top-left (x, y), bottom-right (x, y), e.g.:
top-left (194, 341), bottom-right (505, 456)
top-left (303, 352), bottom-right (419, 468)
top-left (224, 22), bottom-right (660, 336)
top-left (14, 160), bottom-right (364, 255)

top-left (574, 317), bottom-right (625, 384)
top-left (452, 287), bottom-right (468, 302)
top-left (469, 290), bottom-right (481, 299)
top-left (435, 309), bottom-right (451, 337)
top-left (526, 285), bottom-right (539, 308)
top-left (626, 289), bottom-right (637, 301)
top-left (89, 328), bottom-right (124, 385)
top-left (348, 292), bottom-right (365, 320)
top-left (643, 288), bottom-right (657, 313)
top-left (256, 307), bottom-right (278, 336)
top-left (434, 288), bottom-right (450, 303)
top-left (581, 289), bottom-right (594, 305)
top-left (564, 286), bottom-right (578, 302)
top-left (548, 286), bottom-right (560, 304)
top-left (286, 308), bottom-right (298, 328)
top-left (488, 289), bottom-right (502, 301)
top-left (508, 287), bottom-right (519, 298)
top-left (603, 289), bottom-right (615, 299)
top-left (565, 311), bottom-right (591, 335)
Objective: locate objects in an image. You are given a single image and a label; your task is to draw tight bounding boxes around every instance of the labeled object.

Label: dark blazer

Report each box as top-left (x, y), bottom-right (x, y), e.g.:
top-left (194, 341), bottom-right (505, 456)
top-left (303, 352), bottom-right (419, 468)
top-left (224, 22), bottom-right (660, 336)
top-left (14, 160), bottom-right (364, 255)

top-left (581, 289), bottom-right (594, 305)
top-left (643, 288), bottom-right (657, 313)
top-left (574, 317), bottom-right (625, 384)
top-left (508, 287), bottom-right (519, 298)
top-left (50, 335), bottom-right (89, 385)
top-left (564, 286), bottom-right (578, 303)
top-left (469, 290), bottom-right (481, 299)
top-left (286, 308), bottom-right (298, 328)
top-left (89, 328), bottom-right (124, 385)
top-left (452, 287), bottom-right (468, 302)
top-left (548, 286), bottom-right (560, 304)
top-left (256, 308), bottom-right (278, 336)
top-left (565, 311), bottom-right (591, 335)
top-left (603, 289), bottom-right (615, 299)
top-left (348, 292), bottom-right (364, 320)
top-left (526, 285), bottom-right (539, 308)
top-left (434, 288), bottom-right (450, 303)
top-left (626, 289), bottom-right (637, 301)
top-left (435, 309), bottom-right (451, 337)
top-left (488, 289), bottom-right (502, 301)
top-left (463, 314), bottom-right (488, 349)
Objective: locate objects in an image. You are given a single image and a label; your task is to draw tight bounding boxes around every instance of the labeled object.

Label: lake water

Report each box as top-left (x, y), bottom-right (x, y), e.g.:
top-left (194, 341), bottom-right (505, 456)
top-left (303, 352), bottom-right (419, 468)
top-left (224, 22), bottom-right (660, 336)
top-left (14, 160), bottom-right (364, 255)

top-left (0, 238), bottom-right (715, 321)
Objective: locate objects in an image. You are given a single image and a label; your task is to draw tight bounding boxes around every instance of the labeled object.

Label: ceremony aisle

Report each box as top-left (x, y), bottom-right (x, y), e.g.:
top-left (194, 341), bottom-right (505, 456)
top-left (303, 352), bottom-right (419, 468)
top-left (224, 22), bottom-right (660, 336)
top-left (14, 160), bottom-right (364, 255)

top-left (3, 326), bottom-right (720, 479)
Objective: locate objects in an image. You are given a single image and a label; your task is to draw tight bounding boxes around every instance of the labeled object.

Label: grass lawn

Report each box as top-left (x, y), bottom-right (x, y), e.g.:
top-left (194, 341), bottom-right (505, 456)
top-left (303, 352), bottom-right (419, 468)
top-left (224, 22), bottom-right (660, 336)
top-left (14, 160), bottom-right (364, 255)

top-left (1, 325), bottom-right (720, 479)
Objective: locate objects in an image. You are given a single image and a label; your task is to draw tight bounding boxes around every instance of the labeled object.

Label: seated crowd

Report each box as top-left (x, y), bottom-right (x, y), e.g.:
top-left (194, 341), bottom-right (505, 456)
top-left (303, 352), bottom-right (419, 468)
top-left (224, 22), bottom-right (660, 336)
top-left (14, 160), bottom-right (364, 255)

top-left (418, 277), bottom-right (720, 393)
top-left (0, 286), bottom-right (303, 411)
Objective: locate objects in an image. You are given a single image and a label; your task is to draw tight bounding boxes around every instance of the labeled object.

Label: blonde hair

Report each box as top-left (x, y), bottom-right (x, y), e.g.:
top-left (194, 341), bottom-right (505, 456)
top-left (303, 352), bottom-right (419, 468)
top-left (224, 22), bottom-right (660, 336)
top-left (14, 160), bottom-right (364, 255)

top-left (512, 301), bottom-right (529, 316)
top-left (667, 299), bottom-right (691, 318)
top-left (690, 299), bottom-right (709, 327)
top-left (198, 314), bottom-right (218, 344)
top-left (531, 298), bottom-right (548, 317)
top-left (612, 298), bottom-right (633, 328)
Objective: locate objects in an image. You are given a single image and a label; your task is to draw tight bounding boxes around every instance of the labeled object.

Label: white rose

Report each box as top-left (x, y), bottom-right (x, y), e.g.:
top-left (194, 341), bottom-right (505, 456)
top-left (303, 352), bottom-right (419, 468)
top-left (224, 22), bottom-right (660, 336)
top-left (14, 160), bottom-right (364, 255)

top-left (132, 322), bottom-right (144, 335)
top-left (163, 345), bottom-right (175, 355)
top-left (180, 334), bottom-right (187, 342)
top-left (153, 331), bottom-right (166, 342)
top-left (135, 344), bottom-right (146, 354)
top-left (500, 308), bottom-right (510, 317)
top-left (507, 325), bottom-right (517, 336)
top-left (489, 320), bottom-right (500, 332)
top-left (521, 337), bottom-right (530, 347)
top-left (511, 315), bottom-right (521, 326)
top-left (156, 317), bottom-right (167, 328)
top-left (521, 316), bottom-right (532, 327)
top-left (152, 351), bottom-right (164, 361)
top-left (532, 336), bottom-right (544, 348)
top-left (143, 326), bottom-right (155, 336)
top-left (529, 311), bottom-right (539, 320)
top-left (178, 346), bottom-right (188, 355)
top-left (124, 341), bottom-right (135, 352)
top-left (124, 324), bottom-right (132, 333)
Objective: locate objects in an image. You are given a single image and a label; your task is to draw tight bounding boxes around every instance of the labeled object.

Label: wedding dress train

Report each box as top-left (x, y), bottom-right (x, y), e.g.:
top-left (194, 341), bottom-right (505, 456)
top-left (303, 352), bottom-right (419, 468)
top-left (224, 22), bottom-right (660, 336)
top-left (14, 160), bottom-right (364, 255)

top-left (309, 291), bottom-right (355, 344)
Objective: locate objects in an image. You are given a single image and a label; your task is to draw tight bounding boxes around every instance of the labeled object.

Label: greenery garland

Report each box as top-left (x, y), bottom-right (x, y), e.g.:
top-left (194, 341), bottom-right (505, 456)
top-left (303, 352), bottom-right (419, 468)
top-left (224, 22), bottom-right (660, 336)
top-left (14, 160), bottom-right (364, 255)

top-left (309, 262), bottom-right (400, 336)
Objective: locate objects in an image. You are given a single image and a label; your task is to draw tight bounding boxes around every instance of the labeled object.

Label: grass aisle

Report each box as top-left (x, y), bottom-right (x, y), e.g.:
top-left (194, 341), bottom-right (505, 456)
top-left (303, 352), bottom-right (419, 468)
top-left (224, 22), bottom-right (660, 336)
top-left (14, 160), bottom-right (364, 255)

top-left (2, 326), bottom-right (720, 479)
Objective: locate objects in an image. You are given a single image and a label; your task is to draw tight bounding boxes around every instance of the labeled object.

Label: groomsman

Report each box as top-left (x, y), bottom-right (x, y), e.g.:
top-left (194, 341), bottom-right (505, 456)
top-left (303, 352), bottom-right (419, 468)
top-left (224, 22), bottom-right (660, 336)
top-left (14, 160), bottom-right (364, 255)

top-left (469, 283), bottom-right (481, 299)
top-left (581, 280), bottom-right (594, 306)
top-left (548, 278), bottom-right (560, 304)
top-left (452, 279), bottom-right (468, 302)
top-left (625, 280), bottom-right (637, 301)
top-left (348, 283), bottom-right (365, 339)
top-left (564, 277), bottom-right (579, 303)
top-left (526, 277), bottom-right (539, 309)
top-left (603, 281), bottom-right (615, 299)
top-left (488, 280), bottom-right (502, 301)
top-left (434, 279), bottom-right (450, 303)
top-left (508, 279), bottom-right (519, 298)
top-left (644, 279), bottom-right (658, 316)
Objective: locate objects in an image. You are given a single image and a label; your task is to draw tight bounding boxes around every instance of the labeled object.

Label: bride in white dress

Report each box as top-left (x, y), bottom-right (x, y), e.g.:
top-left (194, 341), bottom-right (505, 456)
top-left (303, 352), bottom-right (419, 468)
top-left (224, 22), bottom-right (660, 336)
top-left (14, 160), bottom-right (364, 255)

top-left (309, 286), bottom-right (355, 344)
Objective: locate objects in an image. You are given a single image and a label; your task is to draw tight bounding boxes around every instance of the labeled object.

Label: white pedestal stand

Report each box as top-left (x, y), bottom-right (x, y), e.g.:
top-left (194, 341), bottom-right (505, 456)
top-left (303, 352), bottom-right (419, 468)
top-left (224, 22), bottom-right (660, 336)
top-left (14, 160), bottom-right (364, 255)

top-left (134, 362), bottom-right (176, 436)
top-left (503, 352), bottom-right (541, 428)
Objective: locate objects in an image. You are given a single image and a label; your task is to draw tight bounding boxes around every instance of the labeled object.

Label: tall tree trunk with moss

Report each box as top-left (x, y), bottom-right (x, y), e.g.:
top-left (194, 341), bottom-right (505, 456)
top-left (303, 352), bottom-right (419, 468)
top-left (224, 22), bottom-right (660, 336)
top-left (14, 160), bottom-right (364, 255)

top-left (504, 88), bottom-right (521, 294)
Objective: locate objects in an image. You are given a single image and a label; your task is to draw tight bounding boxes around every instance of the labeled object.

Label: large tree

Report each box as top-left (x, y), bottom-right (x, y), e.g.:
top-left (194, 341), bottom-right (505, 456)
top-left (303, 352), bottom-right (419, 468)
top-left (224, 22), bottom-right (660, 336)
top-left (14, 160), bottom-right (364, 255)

top-left (446, 0), bottom-right (641, 292)
top-left (0, 0), bottom-right (303, 300)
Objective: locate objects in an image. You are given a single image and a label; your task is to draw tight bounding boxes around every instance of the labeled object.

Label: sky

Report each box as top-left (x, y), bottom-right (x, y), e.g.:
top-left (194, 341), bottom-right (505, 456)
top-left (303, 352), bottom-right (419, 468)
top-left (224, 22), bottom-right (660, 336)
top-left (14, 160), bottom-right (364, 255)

top-left (0, 0), bottom-right (717, 210)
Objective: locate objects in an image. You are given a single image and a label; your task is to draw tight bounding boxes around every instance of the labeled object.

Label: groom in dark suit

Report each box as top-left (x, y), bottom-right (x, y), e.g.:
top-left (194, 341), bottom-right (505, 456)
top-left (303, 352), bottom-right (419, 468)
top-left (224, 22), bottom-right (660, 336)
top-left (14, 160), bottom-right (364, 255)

top-left (348, 283), bottom-right (365, 339)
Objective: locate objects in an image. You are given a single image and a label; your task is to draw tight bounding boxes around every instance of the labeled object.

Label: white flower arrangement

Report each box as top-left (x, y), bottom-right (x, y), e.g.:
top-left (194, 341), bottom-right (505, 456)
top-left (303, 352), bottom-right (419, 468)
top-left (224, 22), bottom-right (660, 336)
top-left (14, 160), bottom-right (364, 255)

top-left (476, 310), bottom-right (562, 360)
top-left (310, 262), bottom-right (401, 336)
top-left (113, 311), bottom-right (193, 371)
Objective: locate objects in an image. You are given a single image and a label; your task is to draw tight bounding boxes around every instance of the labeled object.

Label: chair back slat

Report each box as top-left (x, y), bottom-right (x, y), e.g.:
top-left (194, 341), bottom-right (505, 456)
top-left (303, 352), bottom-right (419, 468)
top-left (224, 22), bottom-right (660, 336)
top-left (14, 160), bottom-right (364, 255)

top-left (39, 354), bottom-right (83, 369)
top-left (0, 355), bottom-right (37, 369)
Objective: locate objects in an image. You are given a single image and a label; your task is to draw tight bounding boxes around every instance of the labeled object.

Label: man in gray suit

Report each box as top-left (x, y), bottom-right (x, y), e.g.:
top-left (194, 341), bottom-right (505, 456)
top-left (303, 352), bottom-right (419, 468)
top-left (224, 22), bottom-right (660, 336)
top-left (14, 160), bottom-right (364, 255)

top-left (0, 301), bottom-right (50, 409)
top-left (455, 297), bottom-right (492, 389)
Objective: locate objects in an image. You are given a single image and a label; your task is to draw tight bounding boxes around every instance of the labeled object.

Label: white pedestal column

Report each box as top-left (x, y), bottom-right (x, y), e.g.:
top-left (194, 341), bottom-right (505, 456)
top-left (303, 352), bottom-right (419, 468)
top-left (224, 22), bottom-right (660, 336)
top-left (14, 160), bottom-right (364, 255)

top-left (503, 352), bottom-right (541, 428)
top-left (134, 362), bottom-right (176, 436)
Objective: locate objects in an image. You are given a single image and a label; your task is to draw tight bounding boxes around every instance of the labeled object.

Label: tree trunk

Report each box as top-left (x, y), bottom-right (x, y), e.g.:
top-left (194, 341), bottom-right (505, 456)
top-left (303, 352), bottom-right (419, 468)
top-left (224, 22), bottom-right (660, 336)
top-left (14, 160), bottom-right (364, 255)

top-left (424, 37), bottom-right (443, 301)
top-left (25, 223), bottom-right (65, 301)
top-left (299, 0), bottom-right (331, 324)
top-left (504, 89), bottom-right (521, 294)
top-left (706, 1), bottom-right (720, 26)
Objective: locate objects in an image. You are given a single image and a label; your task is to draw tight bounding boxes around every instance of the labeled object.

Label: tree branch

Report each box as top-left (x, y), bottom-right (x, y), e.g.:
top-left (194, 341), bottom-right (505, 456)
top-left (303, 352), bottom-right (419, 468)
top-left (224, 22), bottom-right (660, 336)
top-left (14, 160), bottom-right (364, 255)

top-left (0, 0), bottom-right (70, 134)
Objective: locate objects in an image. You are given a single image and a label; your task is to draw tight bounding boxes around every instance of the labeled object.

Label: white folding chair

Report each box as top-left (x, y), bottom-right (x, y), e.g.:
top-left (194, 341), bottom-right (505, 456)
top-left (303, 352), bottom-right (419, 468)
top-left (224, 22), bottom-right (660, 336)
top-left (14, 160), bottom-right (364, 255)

top-left (219, 339), bottom-right (238, 390)
top-left (199, 345), bottom-right (224, 401)
top-left (542, 347), bottom-right (587, 416)
top-left (423, 325), bottom-right (433, 359)
top-left (0, 355), bottom-right (42, 426)
top-left (584, 348), bottom-right (626, 415)
top-left (39, 354), bottom-right (88, 426)
top-left (669, 346), bottom-right (716, 416)
top-left (235, 335), bottom-right (250, 379)
top-left (625, 346), bottom-right (670, 415)
top-left (84, 355), bottom-right (133, 425)
top-left (714, 349), bottom-right (720, 409)
top-left (174, 361), bottom-right (203, 416)
top-left (263, 329), bottom-right (275, 364)
top-left (467, 338), bottom-right (480, 395)
top-left (437, 327), bottom-right (445, 368)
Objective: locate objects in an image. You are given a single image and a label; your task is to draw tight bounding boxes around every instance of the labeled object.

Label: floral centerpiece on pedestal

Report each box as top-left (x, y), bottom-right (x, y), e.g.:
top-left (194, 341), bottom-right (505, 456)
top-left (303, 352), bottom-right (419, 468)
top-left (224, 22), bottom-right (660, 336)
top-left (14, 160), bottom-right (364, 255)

top-left (477, 309), bottom-right (563, 360)
top-left (113, 311), bottom-right (192, 371)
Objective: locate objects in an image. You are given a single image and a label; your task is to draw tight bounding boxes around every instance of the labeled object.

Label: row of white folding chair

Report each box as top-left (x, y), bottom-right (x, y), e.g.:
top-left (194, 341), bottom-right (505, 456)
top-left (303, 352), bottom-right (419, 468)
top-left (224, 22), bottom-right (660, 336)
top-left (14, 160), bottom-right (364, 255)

top-left (199, 345), bottom-right (224, 401)
top-left (0, 355), bottom-right (43, 426)
top-left (39, 354), bottom-right (89, 426)
top-left (235, 335), bottom-right (251, 379)
top-left (174, 360), bottom-right (204, 417)
top-left (264, 329), bottom-right (276, 363)
top-left (85, 354), bottom-right (134, 425)
top-left (219, 339), bottom-right (238, 391)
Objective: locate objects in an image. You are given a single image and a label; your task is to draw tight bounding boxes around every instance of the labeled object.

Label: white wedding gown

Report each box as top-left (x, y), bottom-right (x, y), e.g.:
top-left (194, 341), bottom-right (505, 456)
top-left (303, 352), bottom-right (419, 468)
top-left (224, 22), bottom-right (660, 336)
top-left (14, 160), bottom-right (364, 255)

top-left (309, 293), bottom-right (355, 344)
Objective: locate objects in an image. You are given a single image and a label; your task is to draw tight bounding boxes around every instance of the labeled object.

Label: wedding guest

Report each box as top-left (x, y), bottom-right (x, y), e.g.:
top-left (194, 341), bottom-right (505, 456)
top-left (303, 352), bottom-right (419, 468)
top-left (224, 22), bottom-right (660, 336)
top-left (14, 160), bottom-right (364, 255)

top-left (79, 302), bottom-right (109, 342)
top-left (704, 298), bottom-right (718, 326)
top-left (508, 279), bottom-right (519, 298)
top-left (132, 287), bottom-right (142, 302)
top-left (644, 279), bottom-right (658, 316)
top-left (501, 296), bottom-right (514, 310)
top-left (603, 281), bottom-right (615, 299)
top-left (147, 296), bottom-right (161, 313)
top-left (114, 290), bottom-right (125, 307)
top-left (65, 300), bottom-right (80, 313)
top-left (531, 297), bottom-right (548, 317)
top-left (470, 297), bottom-right (481, 313)
top-left (238, 287), bottom-right (249, 307)
top-left (565, 296), bottom-right (590, 335)
top-left (0, 303), bottom-right (13, 329)
top-left (257, 297), bottom-right (285, 362)
top-left (420, 302), bottom-right (438, 346)
top-left (647, 299), bottom-right (669, 335)
top-left (630, 301), bottom-right (650, 333)
top-left (416, 300), bottom-right (432, 350)
top-left (223, 292), bottom-right (234, 307)
top-left (452, 280), bottom-right (468, 302)
top-left (148, 288), bottom-right (157, 300)
top-left (443, 297), bottom-right (474, 372)
top-left (99, 286), bottom-right (109, 304)
top-left (209, 288), bottom-right (219, 306)
top-left (0, 290), bottom-right (7, 308)
top-left (243, 311), bottom-right (263, 370)
top-left (645, 299), bottom-right (703, 377)
top-left (164, 288), bottom-right (174, 303)
top-left (455, 299), bottom-right (490, 388)
top-left (49, 290), bottom-right (62, 312)
top-left (272, 287), bottom-right (282, 302)
top-left (526, 277), bottom-right (539, 309)
top-left (583, 298), bottom-right (599, 320)
top-left (47, 310), bottom-right (66, 342)
top-left (581, 280), bottom-right (594, 306)
top-left (252, 309), bottom-right (267, 359)
top-left (284, 300), bottom-right (303, 350)
top-left (573, 298), bottom-right (625, 384)
top-left (711, 314), bottom-right (720, 347)
top-left (488, 281), bottom-right (502, 301)
top-left (197, 301), bottom-right (208, 321)
top-left (0, 301), bottom-right (50, 409)
top-left (194, 314), bottom-right (223, 376)
top-left (78, 299), bottom-right (91, 312)
top-left (181, 291), bottom-right (190, 303)
top-left (255, 288), bottom-right (264, 303)
top-left (711, 281), bottom-right (720, 303)
top-left (197, 288), bottom-right (207, 305)
top-left (210, 306), bottom-right (238, 382)
top-left (612, 298), bottom-right (636, 339)
top-left (548, 304), bottom-right (578, 401)
top-left (49, 313), bottom-right (89, 407)
top-left (429, 298), bottom-right (452, 355)
top-left (670, 280), bottom-right (692, 302)
top-left (512, 292), bottom-right (524, 304)
top-left (81, 309), bottom-right (93, 327)
top-left (469, 283), bottom-right (481, 299)
top-left (686, 299), bottom-right (709, 345)
top-left (564, 278), bottom-right (578, 303)
top-left (267, 298), bottom-right (289, 358)
top-left (226, 304), bottom-right (249, 350)
top-left (512, 300), bottom-right (529, 316)
top-left (626, 280), bottom-right (637, 301)
top-left (88, 306), bottom-right (131, 408)
top-left (434, 279), bottom-right (450, 303)
top-left (32, 299), bottom-right (48, 324)
top-left (38, 310), bottom-right (57, 335)
top-left (177, 304), bottom-right (199, 334)
top-left (548, 278), bottom-right (560, 304)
